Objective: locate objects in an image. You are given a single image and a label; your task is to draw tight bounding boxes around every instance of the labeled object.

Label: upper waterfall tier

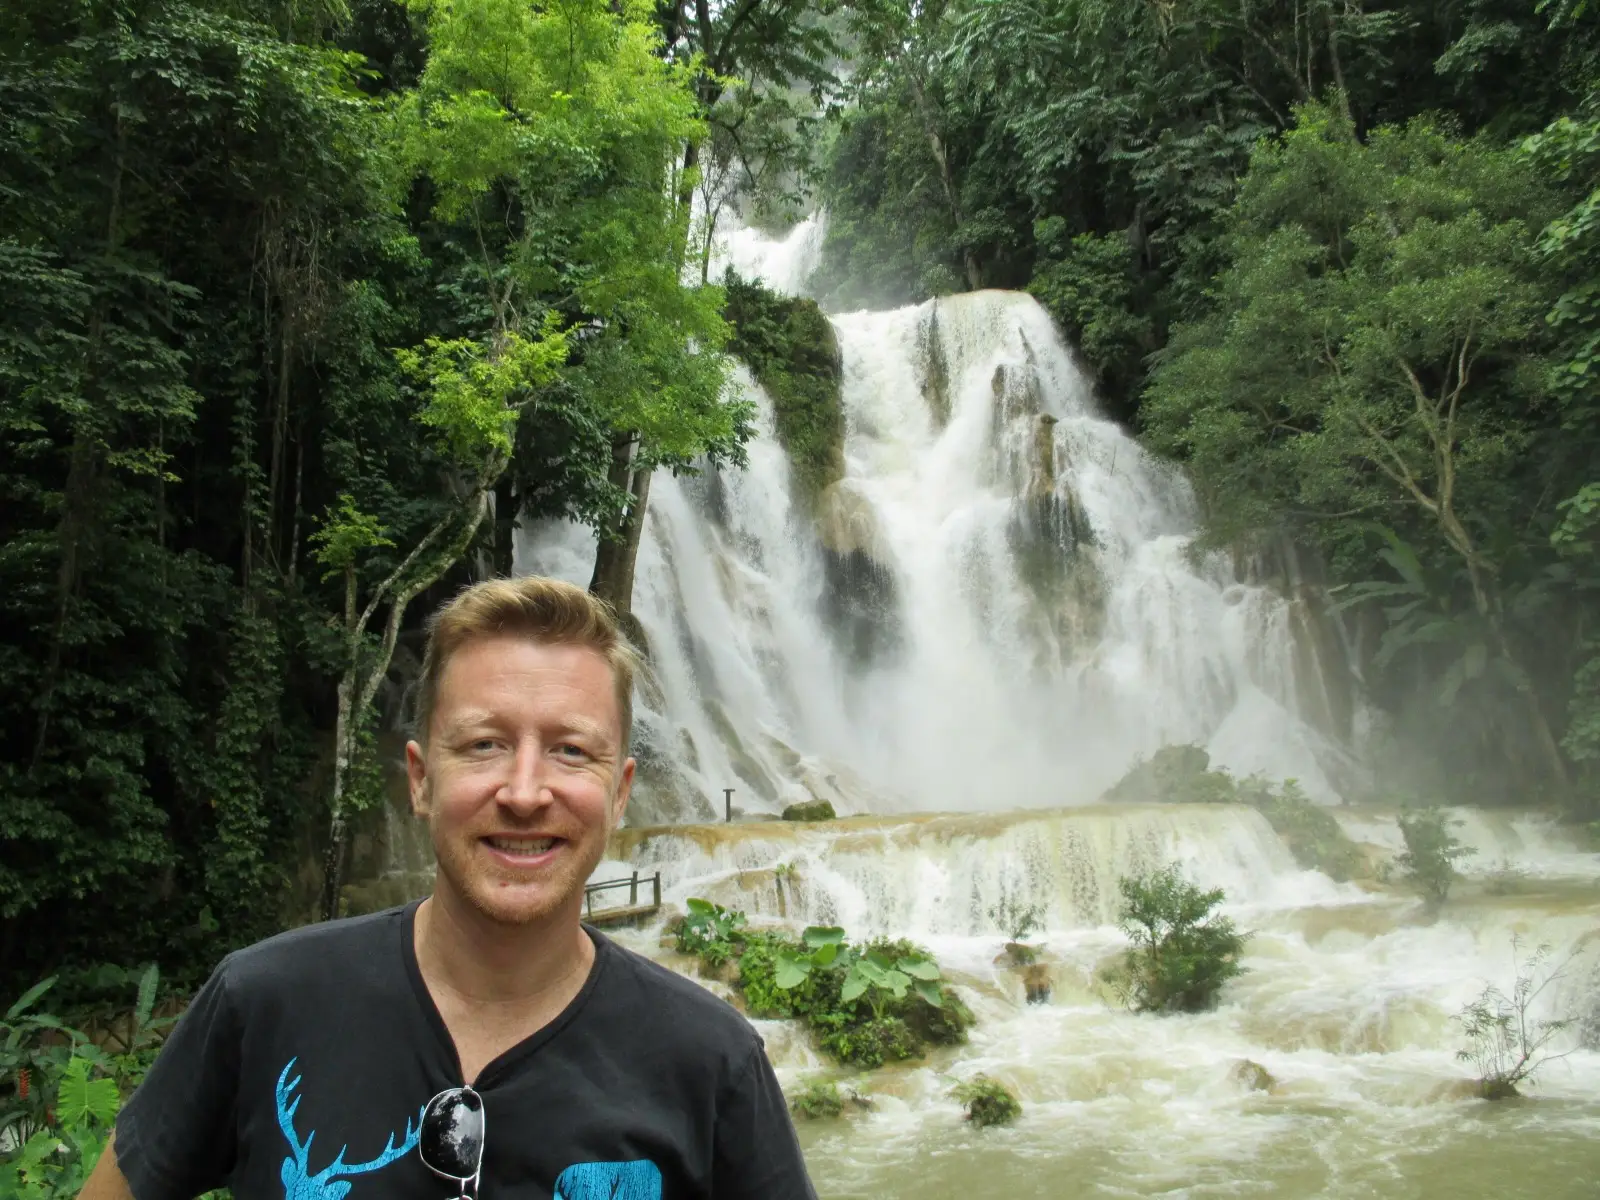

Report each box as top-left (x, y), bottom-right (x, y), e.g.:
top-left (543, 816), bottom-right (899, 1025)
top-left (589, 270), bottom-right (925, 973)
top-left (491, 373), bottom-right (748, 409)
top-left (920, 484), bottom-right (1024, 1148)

top-left (520, 265), bottom-right (1359, 824)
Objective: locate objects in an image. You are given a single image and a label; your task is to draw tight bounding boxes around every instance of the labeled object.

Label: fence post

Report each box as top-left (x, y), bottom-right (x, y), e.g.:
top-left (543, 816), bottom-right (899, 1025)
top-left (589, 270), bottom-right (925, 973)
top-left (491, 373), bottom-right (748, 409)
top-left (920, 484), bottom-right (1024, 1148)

top-left (724, 788), bottom-right (734, 823)
top-left (629, 871), bottom-right (638, 906)
top-left (652, 872), bottom-right (661, 909)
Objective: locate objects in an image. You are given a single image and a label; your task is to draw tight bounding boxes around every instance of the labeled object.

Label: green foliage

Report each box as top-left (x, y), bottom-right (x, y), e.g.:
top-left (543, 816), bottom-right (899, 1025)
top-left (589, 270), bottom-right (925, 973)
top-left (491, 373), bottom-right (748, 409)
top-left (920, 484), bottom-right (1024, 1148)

top-left (1397, 807), bottom-right (1474, 904)
top-left (722, 272), bottom-right (844, 506)
top-left (987, 895), bottom-right (1042, 946)
top-left (677, 903), bottom-right (973, 1067)
top-left (1455, 940), bottom-right (1573, 1099)
top-left (0, 0), bottom-right (758, 978)
top-left (1108, 865), bottom-right (1247, 1014)
top-left (674, 898), bottom-right (748, 966)
top-left (787, 1078), bottom-right (844, 1120)
top-left (0, 968), bottom-right (178, 1200)
top-left (951, 1074), bottom-right (1021, 1128)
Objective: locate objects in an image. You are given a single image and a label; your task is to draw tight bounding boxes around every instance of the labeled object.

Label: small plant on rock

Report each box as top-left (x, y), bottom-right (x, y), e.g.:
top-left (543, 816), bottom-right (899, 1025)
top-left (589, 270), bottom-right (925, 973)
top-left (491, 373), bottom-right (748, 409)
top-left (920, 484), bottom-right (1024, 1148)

top-left (788, 1078), bottom-right (844, 1120)
top-left (675, 898), bottom-right (747, 966)
top-left (1108, 864), bottom-right (1246, 1014)
top-left (1397, 807), bottom-right (1472, 905)
top-left (988, 894), bottom-right (1044, 964)
top-left (951, 1075), bottom-right (1021, 1127)
top-left (1456, 939), bottom-right (1573, 1100)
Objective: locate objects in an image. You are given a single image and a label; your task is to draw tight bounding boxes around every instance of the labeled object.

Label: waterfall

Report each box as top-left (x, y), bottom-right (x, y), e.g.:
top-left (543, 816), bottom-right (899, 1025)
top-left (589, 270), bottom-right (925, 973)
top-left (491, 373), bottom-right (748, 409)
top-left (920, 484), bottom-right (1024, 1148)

top-left (518, 222), bottom-right (1356, 824)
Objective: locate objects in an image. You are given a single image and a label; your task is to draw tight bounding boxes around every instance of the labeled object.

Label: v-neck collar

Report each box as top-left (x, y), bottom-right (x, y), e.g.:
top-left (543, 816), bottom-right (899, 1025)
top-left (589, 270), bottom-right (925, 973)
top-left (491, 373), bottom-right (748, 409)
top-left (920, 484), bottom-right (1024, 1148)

top-left (397, 899), bottom-right (613, 1090)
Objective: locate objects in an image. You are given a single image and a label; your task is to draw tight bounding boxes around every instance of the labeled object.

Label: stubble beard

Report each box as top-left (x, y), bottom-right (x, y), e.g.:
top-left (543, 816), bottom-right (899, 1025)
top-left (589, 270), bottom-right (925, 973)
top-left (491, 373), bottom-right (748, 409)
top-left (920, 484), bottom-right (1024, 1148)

top-left (427, 783), bottom-right (616, 929)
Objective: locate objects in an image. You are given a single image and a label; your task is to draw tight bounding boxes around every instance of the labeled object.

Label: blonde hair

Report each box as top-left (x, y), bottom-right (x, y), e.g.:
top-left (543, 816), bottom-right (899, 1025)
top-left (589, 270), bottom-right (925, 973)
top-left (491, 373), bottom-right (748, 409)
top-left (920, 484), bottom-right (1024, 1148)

top-left (415, 576), bottom-right (642, 756)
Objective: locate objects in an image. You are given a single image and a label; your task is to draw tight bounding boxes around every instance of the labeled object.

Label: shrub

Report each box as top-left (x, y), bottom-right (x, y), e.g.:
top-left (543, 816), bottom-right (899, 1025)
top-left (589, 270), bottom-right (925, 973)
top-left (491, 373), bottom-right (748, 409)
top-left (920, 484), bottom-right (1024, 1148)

top-left (675, 898), bottom-right (747, 966)
top-left (676, 902), bottom-right (974, 1068)
top-left (1, 969), bottom-right (182, 1200)
top-left (819, 1016), bottom-right (921, 1069)
top-left (788, 1079), bottom-right (845, 1120)
top-left (1246, 779), bottom-right (1364, 881)
top-left (1398, 807), bottom-right (1472, 905)
top-left (1456, 940), bottom-right (1573, 1100)
top-left (951, 1075), bottom-right (1021, 1127)
top-left (1108, 864), bottom-right (1246, 1013)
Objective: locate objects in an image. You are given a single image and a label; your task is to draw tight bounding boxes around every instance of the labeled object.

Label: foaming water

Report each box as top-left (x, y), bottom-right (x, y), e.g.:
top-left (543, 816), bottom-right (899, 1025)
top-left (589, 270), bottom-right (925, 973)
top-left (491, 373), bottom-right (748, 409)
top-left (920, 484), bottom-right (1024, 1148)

top-left (599, 810), bottom-right (1600, 1198)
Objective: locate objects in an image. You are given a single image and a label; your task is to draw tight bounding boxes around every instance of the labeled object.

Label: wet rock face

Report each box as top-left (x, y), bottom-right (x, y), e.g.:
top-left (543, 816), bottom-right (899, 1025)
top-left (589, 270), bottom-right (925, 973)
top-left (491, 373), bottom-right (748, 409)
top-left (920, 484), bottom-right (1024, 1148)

top-left (820, 547), bottom-right (902, 666)
top-left (1022, 963), bottom-right (1053, 1005)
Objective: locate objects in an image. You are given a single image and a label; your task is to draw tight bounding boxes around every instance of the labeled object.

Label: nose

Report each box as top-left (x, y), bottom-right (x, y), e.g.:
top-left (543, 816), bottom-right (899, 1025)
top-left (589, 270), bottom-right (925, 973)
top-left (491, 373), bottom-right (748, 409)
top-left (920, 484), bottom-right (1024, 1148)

top-left (498, 738), bottom-right (554, 816)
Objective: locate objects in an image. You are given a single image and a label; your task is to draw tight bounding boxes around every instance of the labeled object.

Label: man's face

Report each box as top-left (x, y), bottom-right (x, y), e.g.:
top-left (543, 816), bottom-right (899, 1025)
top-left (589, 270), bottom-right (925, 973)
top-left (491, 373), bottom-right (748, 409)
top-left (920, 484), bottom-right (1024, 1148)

top-left (406, 635), bottom-right (634, 927)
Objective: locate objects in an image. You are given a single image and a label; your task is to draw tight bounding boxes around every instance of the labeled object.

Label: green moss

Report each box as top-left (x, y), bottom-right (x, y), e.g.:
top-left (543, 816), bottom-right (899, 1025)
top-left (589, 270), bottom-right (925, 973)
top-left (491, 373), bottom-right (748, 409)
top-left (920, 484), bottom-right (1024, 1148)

top-left (723, 271), bottom-right (845, 508)
top-left (781, 799), bottom-right (836, 821)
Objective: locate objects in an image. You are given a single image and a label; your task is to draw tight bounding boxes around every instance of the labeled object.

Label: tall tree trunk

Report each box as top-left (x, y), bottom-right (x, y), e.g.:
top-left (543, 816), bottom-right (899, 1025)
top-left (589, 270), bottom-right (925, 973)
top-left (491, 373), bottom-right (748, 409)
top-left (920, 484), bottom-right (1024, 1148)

top-left (588, 434), bottom-right (651, 618)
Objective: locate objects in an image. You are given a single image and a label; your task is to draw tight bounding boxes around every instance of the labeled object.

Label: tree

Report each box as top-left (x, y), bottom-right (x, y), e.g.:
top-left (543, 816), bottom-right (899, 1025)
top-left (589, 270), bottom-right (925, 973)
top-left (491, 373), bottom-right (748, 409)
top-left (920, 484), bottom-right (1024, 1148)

top-left (1144, 102), bottom-right (1574, 791)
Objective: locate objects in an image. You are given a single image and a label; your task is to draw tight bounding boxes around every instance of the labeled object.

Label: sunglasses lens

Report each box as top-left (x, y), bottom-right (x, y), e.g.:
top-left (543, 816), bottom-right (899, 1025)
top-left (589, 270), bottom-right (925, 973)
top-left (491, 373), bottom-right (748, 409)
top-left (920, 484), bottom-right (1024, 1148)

top-left (420, 1088), bottom-right (485, 1179)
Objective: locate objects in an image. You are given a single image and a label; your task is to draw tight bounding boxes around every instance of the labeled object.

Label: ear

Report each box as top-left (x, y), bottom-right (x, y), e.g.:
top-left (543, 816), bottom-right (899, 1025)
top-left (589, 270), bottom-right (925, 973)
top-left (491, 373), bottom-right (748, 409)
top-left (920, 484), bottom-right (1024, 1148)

top-left (406, 739), bottom-right (431, 818)
top-left (609, 757), bottom-right (635, 830)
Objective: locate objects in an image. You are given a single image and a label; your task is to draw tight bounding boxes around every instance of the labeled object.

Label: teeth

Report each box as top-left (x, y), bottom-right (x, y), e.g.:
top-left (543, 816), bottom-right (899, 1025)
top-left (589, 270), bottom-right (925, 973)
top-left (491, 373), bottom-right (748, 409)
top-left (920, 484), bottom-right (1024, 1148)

top-left (489, 837), bottom-right (555, 854)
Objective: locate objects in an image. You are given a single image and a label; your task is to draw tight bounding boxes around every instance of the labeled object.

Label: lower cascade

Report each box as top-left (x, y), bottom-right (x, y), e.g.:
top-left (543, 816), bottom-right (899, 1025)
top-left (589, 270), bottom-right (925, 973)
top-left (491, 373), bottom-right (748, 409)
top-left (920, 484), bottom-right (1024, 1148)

top-left (508, 220), bottom-right (1600, 1195)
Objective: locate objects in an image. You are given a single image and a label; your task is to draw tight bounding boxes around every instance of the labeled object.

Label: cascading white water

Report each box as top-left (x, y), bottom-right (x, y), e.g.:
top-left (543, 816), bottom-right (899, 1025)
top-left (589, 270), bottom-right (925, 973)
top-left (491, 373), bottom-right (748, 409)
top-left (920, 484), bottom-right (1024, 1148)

top-left (519, 220), bottom-right (1353, 823)
top-left (496, 218), bottom-right (1600, 1196)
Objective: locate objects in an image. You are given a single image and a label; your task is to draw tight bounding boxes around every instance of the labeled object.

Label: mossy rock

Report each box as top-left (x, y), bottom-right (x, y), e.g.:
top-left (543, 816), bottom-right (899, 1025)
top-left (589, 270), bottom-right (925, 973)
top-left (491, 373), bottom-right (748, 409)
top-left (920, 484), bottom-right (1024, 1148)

top-left (782, 799), bottom-right (837, 822)
top-left (723, 271), bottom-right (844, 509)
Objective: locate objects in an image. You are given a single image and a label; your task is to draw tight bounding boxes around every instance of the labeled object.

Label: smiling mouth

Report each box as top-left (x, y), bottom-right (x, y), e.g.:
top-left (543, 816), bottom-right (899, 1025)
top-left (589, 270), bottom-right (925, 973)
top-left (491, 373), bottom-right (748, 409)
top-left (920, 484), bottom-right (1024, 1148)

top-left (483, 835), bottom-right (562, 855)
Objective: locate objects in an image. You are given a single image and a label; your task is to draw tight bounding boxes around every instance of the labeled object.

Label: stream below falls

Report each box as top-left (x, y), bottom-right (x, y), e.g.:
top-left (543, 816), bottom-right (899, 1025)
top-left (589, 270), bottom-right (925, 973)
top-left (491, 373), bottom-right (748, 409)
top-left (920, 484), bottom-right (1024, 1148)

top-left (588, 805), bottom-right (1600, 1199)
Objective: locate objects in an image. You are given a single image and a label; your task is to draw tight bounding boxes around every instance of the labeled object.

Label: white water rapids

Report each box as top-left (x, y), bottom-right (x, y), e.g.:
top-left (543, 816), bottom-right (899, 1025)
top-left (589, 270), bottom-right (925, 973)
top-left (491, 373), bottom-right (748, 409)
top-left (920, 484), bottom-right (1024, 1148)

top-left (499, 218), bottom-right (1600, 1196)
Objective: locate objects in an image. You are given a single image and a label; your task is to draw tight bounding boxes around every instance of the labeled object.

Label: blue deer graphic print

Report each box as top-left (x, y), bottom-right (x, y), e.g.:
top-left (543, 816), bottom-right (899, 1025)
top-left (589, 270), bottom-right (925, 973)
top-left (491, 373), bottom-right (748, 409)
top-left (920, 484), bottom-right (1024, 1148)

top-left (275, 1059), bottom-right (423, 1200)
top-left (553, 1160), bottom-right (663, 1200)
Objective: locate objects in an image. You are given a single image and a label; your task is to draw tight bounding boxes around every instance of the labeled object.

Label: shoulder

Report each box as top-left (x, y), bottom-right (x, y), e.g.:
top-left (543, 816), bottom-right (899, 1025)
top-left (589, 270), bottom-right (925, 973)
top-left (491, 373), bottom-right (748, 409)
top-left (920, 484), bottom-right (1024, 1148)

top-left (216, 905), bottom-right (411, 998)
top-left (589, 931), bottom-right (764, 1060)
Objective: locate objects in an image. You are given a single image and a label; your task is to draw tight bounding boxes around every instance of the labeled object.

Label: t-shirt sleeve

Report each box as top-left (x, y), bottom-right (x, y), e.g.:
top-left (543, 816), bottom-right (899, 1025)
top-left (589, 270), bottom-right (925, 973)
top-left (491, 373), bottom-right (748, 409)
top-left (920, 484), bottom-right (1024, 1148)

top-left (710, 1038), bottom-right (817, 1200)
top-left (113, 957), bottom-right (241, 1200)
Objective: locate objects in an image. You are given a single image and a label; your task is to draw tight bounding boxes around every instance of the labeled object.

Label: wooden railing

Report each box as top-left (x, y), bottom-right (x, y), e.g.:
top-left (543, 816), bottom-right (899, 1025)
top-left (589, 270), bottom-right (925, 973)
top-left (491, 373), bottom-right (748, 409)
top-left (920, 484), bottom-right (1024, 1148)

top-left (583, 870), bottom-right (661, 919)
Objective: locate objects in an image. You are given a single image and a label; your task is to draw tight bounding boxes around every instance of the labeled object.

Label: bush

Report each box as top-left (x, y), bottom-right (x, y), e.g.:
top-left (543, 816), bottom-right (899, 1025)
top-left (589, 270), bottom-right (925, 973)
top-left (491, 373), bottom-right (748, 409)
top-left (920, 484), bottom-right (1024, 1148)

top-left (951, 1075), bottom-right (1021, 1128)
top-left (674, 898), bottom-right (747, 966)
top-left (1104, 744), bottom-right (1236, 805)
top-left (1397, 807), bottom-right (1472, 904)
top-left (677, 903), bottom-right (974, 1068)
top-left (1246, 778), bottom-right (1364, 881)
top-left (819, 1016), bottom-right (921, 1069)
top-left (1107, 865), bottom-right (1246, 1013)
top-left (788, 1079), bottom-right (845, 1120)
top-left (1456, 940), bottom-right (1573, 1099)
top-left (1, 969), bottom-right (184, 1200)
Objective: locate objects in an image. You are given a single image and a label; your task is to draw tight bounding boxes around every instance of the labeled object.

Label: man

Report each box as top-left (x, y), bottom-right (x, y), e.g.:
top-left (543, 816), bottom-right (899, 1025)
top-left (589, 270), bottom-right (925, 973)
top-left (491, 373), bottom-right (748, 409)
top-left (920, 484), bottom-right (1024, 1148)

top-left (83, 576), bottom-right (817, 1200)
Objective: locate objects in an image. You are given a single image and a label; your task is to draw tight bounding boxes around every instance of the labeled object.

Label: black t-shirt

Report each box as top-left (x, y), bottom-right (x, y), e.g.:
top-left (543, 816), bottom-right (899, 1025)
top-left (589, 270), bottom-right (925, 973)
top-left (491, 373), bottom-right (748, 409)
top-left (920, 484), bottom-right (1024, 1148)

top-left (114, 903), bottom-right (816, 1200)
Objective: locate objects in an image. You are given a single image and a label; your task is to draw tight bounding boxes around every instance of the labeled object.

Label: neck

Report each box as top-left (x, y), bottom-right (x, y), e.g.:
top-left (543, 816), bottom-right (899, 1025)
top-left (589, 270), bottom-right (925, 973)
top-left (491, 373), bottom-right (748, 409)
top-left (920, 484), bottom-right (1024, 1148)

top-left (414, 886), bottom-right (594, 1007)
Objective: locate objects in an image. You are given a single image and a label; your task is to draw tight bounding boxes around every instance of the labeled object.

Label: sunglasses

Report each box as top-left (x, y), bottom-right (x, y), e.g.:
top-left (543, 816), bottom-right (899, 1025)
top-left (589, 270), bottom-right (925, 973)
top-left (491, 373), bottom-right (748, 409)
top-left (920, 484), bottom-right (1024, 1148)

top-left (420, 1086), bottom-right (486, 1199)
